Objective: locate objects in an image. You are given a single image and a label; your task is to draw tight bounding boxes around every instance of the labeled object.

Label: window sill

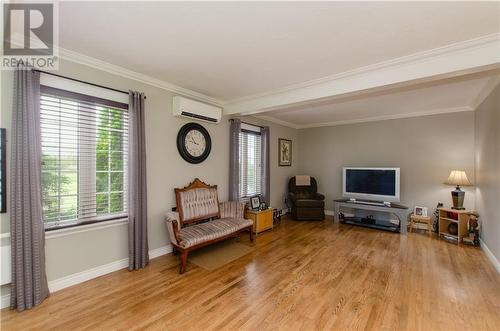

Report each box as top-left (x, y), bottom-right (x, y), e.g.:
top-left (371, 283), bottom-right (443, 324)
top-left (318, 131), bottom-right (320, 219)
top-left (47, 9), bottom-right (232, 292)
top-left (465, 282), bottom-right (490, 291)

top-left (45, 218), bottom-right (128, 240)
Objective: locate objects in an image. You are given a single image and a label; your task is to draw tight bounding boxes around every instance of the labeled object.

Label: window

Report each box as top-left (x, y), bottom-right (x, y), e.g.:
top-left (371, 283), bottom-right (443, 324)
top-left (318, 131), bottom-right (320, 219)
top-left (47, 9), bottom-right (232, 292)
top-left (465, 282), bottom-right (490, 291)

top-left (239, 127), bottom-right (262, 198)
top-left (40, 86), bottom-right (128, 229)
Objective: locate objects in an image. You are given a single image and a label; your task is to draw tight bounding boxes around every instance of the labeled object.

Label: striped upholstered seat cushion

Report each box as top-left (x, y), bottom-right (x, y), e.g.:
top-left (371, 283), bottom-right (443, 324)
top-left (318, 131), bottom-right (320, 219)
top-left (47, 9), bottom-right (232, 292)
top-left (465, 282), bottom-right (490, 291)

top-left (179, 217), bottom-right (253, 248)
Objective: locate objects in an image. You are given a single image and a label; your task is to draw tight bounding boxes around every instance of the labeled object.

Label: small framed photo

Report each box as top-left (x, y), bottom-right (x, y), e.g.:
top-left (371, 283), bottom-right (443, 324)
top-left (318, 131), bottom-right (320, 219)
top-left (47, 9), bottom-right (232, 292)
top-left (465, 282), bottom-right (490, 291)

top-left (414, 206), bottom-right (428, 216)
top-left (278, 138), bottom-right (292, 167)
top-left (250, 195), bottom-right (261, 210)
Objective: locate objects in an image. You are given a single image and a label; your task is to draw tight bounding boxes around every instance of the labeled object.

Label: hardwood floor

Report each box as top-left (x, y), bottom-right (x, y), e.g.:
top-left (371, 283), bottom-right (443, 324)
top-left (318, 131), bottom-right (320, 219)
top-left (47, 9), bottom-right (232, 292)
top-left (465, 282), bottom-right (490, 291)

top-left (1, 216), bottom-right (499, 331)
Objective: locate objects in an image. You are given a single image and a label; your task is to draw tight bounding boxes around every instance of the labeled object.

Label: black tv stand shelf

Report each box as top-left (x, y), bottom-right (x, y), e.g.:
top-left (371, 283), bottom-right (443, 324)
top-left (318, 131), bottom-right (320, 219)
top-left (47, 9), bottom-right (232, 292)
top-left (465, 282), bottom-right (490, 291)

top-left (333, 198), bottom-right (409, 234)
top-left (341, 216), bottom-right (400, 233)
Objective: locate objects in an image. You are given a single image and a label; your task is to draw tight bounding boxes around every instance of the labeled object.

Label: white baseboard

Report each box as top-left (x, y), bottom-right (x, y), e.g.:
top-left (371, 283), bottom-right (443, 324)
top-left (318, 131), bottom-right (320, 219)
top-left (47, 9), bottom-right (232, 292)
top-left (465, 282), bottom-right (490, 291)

top-left (150, 245), bottom-right (173, 259)
top-left (480, 239), bottom-right (500, 274)
top-left (0, 244), bottom-right (173, 309)
top-left (48, 258), bottom-right (129, 293)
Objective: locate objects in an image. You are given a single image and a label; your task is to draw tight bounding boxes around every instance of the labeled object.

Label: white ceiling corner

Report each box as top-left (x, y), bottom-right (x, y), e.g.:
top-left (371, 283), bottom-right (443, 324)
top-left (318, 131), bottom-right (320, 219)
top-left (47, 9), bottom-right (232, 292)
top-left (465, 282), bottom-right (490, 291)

top-left (471, 75), bottom-right (500, 109)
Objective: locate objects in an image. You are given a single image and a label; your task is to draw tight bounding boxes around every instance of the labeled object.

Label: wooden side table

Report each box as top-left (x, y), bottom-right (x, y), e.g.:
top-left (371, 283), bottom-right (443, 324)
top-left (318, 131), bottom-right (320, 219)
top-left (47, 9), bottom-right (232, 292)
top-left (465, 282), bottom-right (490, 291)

top-left (245, 208), bottom-right (273, 235)
top-left (409, 214), bottom-right (432, 236)
top-left (438, 207), bottom-right (470, 245)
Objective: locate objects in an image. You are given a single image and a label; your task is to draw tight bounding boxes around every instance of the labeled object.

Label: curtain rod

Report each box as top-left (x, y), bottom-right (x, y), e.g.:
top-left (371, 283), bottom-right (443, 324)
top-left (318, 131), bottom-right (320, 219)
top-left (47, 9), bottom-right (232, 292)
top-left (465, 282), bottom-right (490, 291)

top-left (229, 118), bottom-right (266, 129)
top-left (32, 69), bottom-right (147, 99)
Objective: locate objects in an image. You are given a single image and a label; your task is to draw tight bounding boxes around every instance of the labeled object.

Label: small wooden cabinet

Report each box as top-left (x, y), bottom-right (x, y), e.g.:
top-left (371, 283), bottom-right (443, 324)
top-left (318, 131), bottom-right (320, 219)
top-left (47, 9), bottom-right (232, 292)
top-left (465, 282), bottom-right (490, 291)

top-left (438, 207), bottom-right (470, 245)
top-left (409, 214), bottom-right (432, 236)
top-left (245, 208), bottom-right (273, 235)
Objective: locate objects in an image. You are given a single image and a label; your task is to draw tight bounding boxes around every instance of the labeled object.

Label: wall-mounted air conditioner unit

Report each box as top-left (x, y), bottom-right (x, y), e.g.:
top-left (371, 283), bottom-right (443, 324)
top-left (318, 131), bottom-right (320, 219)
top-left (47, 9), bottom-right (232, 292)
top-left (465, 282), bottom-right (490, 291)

top-left (173, 96), bottom-right (222, 123)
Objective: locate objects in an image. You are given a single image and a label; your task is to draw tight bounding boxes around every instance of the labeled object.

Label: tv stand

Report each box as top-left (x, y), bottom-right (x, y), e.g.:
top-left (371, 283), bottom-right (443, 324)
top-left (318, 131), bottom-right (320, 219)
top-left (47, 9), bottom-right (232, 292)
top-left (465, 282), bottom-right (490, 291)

top-left (347, 198), bottom-right (391, 207)
top-left (333, 198), bottom-right (409, 234)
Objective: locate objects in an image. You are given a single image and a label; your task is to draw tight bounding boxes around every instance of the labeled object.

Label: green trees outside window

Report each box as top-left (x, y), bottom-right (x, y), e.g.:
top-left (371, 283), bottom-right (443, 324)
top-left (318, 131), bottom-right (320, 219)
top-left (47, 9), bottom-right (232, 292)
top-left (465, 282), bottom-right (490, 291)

top-left (95, 106), bottom-right (126, 215)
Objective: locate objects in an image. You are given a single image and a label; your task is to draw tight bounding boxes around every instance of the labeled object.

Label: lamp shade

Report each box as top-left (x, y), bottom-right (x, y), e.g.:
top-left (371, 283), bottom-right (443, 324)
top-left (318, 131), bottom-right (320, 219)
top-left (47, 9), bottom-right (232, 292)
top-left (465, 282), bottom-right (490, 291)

top-left (445, 170), bottom-right (472, 186)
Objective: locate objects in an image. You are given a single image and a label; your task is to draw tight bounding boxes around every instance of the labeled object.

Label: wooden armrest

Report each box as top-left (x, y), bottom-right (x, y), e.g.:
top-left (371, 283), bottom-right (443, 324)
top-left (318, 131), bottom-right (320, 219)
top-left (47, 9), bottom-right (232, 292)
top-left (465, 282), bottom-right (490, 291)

top-left (165, 212), bottom-right (182, 245)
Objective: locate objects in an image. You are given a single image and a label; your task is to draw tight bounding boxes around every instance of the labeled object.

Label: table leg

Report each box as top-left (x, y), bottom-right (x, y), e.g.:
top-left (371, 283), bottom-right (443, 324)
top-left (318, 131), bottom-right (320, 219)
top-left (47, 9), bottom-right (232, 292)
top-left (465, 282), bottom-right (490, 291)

top-left (333, 202), bottom-right (339, 223)
top-left (399, 211), bottom-right (408, 234)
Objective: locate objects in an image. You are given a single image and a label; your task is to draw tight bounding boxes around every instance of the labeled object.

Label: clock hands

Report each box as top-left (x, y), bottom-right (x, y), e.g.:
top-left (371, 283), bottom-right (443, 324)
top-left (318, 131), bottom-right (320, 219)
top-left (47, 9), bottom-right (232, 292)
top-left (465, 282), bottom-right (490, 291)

top-left (178, 123), bottom-right (211, 163)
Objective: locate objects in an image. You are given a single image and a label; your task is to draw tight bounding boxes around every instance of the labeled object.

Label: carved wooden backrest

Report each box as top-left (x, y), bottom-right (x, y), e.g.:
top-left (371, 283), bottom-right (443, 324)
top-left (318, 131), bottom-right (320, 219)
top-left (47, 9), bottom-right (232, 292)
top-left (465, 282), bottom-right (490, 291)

top-left (174, 178), bottom-right (221, 226)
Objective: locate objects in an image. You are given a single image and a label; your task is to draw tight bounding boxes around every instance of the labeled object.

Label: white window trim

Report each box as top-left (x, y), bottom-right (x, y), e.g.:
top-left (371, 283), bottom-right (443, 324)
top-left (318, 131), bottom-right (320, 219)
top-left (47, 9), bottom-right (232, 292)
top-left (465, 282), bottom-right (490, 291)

top-left (40, 74), bottom-right (129, 104)
top-left (45, 217), bottom-right (128, 240)
top-left (241, 122), bottom-right (261, 133)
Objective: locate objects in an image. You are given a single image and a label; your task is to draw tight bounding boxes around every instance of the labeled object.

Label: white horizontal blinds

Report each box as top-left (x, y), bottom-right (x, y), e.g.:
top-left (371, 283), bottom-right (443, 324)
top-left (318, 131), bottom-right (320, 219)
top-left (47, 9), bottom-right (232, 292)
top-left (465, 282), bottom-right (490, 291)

top-left (40, 86), bottom-right (129, 228)
top-left (239, 129), bottom-right (262, 198)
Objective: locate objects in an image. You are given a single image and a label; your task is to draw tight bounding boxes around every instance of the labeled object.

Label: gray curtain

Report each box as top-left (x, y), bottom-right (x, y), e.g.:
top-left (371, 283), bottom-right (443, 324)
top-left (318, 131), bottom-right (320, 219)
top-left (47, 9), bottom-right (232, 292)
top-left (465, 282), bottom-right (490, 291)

top-left (10, 68), bottom-right (49, 311)
top-left (229, 119), bottom-right (241, 201)
top-left (261, 126), bottom-right (271, 204)
top-left (128, 91), bottom-right (149, 270)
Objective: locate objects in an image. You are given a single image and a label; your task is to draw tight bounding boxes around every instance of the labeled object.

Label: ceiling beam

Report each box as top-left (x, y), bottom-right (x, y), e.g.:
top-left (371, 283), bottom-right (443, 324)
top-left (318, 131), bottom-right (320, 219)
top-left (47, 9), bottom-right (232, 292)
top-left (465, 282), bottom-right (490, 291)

top-left (224, 33), bottom-right (500, 115)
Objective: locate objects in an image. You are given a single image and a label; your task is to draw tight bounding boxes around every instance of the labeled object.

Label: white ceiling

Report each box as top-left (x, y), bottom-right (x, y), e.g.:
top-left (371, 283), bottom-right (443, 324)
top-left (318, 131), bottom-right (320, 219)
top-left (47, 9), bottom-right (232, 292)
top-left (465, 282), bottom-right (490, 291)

top-left (59, 1), bottom-right (500, 101)
top-left (256, 73), bottom-right (500, 128)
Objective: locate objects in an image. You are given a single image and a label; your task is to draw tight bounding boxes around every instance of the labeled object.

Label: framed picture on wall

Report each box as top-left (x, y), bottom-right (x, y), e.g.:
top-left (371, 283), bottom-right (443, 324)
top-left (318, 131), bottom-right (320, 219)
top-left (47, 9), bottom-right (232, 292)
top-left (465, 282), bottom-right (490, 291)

top-left (278, 138), bottom-right (292, 167)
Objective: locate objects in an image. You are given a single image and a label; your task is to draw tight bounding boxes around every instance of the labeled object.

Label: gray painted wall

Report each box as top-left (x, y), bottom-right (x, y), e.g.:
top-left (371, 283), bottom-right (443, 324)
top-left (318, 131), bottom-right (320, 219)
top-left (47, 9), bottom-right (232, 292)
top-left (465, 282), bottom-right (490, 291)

top-left (475, 84), bottom-right (500, 262)
top-left (0, 59), bottom-right (299, 289)
top-left (297, 112), bottom-right (476, 213)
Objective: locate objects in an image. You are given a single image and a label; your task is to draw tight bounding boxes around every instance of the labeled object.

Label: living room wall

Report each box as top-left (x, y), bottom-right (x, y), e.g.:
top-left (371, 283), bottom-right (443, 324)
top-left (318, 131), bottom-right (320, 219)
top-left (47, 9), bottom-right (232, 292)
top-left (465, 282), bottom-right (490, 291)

top-left (0, 58), bottom-right (299, 295)
top-left (297, 112), bottom-right (476, 214)
top-left (475, 84), bottom-right (500, 264)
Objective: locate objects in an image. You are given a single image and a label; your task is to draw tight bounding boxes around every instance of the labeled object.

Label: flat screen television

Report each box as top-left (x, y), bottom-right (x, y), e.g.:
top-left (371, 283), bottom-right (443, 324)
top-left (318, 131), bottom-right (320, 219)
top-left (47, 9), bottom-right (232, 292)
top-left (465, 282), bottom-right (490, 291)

top-left (342, 167), bottom-right (400, 203)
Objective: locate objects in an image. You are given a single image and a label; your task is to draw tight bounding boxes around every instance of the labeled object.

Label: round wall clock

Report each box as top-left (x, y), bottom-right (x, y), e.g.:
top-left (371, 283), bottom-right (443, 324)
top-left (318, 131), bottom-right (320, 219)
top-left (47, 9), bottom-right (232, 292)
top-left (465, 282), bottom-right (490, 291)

top-left (176, 122), bottom-right (212, 164)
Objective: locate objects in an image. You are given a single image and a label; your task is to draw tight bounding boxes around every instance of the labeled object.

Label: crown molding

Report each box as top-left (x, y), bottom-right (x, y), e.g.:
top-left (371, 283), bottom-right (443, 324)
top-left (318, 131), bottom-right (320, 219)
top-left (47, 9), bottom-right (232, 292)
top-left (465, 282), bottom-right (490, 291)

top-left (227, 33), bottom-right (500, 105)
top-left (224, 33), bottom-right (500, 115)
top-left (57, 47), bottom-right (223, 106)
top-left (293, 106), bottom-right (474, 129)
top-left (11, 33), bottom-right (498, 114)
top-left (256, 106), bottom-right (474, 130)
top-left (252, 115), bottom-right (300, 129)
top-left (5, 35), bottom-right (223, 105)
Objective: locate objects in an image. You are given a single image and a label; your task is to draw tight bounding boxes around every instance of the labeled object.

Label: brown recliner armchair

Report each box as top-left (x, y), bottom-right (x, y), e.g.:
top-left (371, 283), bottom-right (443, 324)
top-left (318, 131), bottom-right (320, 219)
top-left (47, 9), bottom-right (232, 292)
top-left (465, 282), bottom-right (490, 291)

top-left (288, 176), bottom-right (325, 220)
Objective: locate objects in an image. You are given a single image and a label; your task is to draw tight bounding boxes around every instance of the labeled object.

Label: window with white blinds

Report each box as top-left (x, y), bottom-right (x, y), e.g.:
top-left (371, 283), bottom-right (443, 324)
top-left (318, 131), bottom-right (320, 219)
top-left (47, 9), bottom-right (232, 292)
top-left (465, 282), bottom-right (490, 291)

top-left (239, 129), bottom-right (262, 198)
top-left (40, 86), bottom-right (129, 229)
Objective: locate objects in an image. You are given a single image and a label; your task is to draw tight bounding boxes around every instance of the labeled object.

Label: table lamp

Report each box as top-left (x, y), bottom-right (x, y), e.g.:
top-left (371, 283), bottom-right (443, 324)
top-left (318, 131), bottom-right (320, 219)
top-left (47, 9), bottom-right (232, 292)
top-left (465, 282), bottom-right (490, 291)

top-left (445, 170), bottom-right (472, 210)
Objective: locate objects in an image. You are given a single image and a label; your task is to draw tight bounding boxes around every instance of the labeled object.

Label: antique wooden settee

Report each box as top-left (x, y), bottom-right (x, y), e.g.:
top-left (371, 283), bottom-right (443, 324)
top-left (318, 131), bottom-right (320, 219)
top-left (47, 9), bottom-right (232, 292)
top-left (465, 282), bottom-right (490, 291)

top-left (165, 178), bottom-right (254, 273)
